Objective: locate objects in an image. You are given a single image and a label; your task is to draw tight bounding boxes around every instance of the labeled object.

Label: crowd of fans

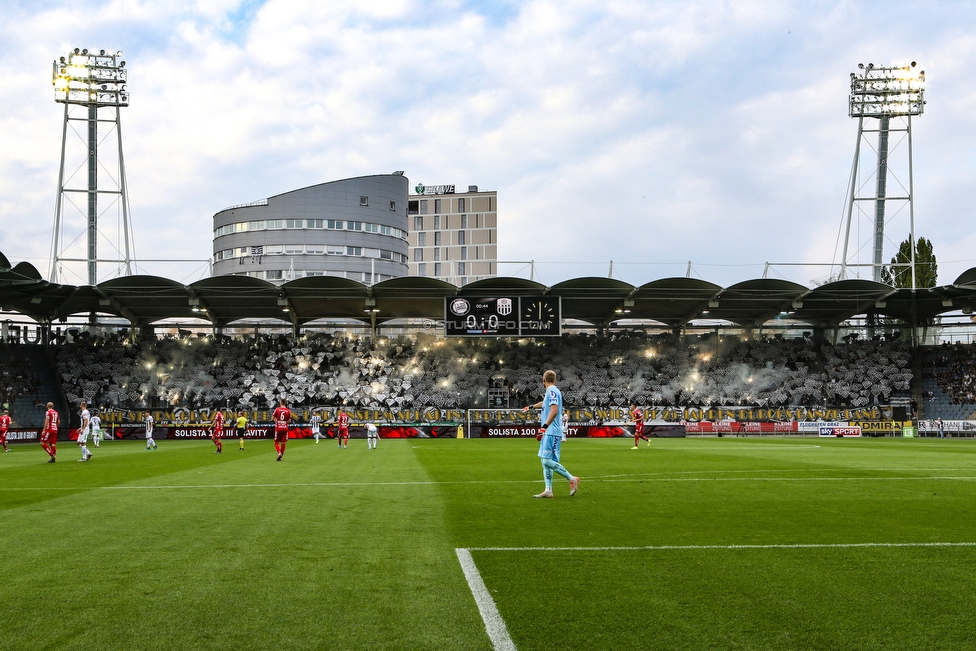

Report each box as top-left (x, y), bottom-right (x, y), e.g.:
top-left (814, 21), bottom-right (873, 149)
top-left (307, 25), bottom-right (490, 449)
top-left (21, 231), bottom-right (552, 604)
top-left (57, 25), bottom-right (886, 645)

top-left (925, 343), bottom-right (976, 405)
top-left (0, 345), bottom-right (42, 420)
top-left (53, 330), bottom-right (914, 411)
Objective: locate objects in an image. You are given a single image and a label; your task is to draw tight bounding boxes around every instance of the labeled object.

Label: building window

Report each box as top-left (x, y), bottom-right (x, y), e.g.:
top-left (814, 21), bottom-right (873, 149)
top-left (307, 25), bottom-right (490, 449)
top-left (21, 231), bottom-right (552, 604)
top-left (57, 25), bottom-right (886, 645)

top-left (328, 220), bottom-right (343, 229)
top-left (347, 246), bottom-right (362, 256)
top-left (434, 262), bottom-right (442, 276)
top-left (434, 199), bottom-right (441, 214)
top-left (417, 232), bottom-right (426, 246)
top-left (306, 245), bottom-right (323, 254)
top-left (308, 219), bottom-right (323, 228)
top-left (460, 246), bottom-right (467, 260)
top-left (414, 216), bottom-right (423, 230)
top-left (433, 215), bottom-right (440, 230)
top-left (414, 249), bottom-right (423, 262)
top-left (460, 277), bottom-right (467, 286)
top-left (408, 200), bottom-right (419, 215)
top-left (360, 196), bottom-right (368, 206)
top-left (390, 201), bottom-right (396, 211)
top-left (458, 262), bottom-right (466, 275)
top-left (420, 200), bottom-right (428, 214)
top-left (457, 231), bottom-right (466, 245)
top-left (458, 198), bottom-right (466, 213)
top-left (460, 214), bottom-right (467, 228)
top-left (418, 263), bottom-right (426, 277)
top-left (266, 270), bottom-right (283, 280)
top-left (285, 244), bottom-right (304, 254)
top-left (434, 232), bottom-right (441, 246)
top-left (475, 214), bottom-right (480, 228)
top-left (326, 245), bottom-right (344, 255)
top-left (433, 248), bottom-right (441, 261)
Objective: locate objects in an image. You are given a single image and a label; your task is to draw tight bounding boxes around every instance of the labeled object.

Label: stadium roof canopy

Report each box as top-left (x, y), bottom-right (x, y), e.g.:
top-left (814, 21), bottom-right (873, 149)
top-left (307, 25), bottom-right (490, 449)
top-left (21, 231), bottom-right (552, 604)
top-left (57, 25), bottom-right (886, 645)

top-left (2, 251), bottom-right (976, 330)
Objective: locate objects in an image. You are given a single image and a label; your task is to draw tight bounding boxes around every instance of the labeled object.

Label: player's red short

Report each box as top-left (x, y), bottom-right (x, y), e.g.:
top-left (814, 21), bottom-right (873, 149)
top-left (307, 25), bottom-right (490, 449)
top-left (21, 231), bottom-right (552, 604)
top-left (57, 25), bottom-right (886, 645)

top-left (274, 429), bottom-right (288, 443)
top-left (635, 421), bottom-right (644, 436)
top-left (339, 428), bottom-right (348, 439)
top-left (212, 427), bottom-right (223, 439)
top-left (41, 430), bottom-right (57, 444)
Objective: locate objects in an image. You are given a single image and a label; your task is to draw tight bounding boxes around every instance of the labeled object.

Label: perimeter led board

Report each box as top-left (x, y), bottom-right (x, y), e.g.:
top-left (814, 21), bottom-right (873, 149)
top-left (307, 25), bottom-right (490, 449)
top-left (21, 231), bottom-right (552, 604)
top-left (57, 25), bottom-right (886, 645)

top-left (444, 296), bottom-right (561, 337)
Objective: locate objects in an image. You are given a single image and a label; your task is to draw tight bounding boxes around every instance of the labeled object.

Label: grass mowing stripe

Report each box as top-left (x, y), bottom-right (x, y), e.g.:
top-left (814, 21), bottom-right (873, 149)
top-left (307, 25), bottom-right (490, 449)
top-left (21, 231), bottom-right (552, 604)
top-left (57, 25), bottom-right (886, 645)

top-left (455, 548), bottom-right (517, 651)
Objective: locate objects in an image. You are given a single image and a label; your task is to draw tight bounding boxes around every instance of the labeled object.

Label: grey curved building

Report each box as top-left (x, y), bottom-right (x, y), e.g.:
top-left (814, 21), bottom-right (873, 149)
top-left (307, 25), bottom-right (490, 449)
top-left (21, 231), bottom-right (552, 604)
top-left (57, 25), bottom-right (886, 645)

top-left (212, 174), bottom-right (409, 284)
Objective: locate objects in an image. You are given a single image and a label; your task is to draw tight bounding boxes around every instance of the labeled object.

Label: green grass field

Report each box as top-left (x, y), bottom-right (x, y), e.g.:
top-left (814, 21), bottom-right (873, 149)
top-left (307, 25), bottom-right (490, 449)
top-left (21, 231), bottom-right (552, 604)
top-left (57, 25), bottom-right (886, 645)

top-left (3, 436), bottom-right (976, 650)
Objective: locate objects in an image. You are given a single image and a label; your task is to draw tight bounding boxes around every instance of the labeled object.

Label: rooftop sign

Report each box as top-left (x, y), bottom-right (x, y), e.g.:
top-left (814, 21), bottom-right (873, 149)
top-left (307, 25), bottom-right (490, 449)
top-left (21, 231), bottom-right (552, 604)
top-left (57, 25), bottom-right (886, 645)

top-left (414, 183), bottom-right (455, 195)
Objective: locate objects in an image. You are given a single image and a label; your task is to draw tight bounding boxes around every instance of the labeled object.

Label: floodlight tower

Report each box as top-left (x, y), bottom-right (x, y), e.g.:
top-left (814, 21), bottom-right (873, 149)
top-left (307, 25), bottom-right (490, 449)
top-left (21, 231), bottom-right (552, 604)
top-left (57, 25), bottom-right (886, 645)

top-left (838, 61), bottom-right (925, 287)
top-left (50, 48), bottom-right (134, 285)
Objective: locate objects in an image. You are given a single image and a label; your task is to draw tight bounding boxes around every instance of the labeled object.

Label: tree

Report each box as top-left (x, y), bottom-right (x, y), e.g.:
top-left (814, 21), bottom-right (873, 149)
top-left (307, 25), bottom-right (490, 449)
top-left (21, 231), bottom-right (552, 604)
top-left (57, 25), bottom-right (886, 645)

top-left (881, 235), bottom-right (937, 288)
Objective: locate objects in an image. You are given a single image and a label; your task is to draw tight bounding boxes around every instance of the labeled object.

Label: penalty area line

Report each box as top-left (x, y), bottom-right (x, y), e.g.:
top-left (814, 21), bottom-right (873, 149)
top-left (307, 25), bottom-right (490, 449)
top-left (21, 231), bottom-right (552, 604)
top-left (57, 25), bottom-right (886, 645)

top-left (456, 548), bottom-right (517, 651)
top-left (466, 541), bottom-right (976, 552)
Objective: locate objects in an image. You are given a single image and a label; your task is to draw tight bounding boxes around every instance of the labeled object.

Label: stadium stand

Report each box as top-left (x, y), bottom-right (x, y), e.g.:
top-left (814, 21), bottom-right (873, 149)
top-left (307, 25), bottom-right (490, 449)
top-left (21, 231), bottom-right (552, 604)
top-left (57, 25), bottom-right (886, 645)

top-left (47, 331), bottom-right (914, 412)
top-left (0, 343), bottom-right (61, 427)
top-left (920, 344), bottom-right (976, 420)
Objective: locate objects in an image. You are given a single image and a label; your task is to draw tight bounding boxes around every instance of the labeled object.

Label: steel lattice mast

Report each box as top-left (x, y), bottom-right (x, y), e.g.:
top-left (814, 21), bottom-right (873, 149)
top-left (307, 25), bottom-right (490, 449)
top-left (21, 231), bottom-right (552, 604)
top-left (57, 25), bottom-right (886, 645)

top-left (838, 61), bottom-right (925, 288)
top-left (50, 48), bottom-right (133, 285)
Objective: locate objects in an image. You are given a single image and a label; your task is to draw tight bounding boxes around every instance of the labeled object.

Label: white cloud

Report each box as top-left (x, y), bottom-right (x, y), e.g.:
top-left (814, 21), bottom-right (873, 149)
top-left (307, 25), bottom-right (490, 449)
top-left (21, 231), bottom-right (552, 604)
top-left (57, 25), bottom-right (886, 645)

top-left (0, 0), bottom-right (973, 288)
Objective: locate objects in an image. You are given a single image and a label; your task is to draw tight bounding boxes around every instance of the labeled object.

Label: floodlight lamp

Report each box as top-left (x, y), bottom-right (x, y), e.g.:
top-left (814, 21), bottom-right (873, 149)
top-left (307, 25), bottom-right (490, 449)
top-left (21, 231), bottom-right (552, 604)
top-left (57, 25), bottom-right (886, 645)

top-left (849, 61), bottom-right (924, 118)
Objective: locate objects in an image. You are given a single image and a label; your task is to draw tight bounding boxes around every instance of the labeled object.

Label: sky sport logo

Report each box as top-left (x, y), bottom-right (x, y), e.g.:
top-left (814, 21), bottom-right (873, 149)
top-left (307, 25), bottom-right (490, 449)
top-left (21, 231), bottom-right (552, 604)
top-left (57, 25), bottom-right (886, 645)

top-left (450, 298), bottom-right (470, 316)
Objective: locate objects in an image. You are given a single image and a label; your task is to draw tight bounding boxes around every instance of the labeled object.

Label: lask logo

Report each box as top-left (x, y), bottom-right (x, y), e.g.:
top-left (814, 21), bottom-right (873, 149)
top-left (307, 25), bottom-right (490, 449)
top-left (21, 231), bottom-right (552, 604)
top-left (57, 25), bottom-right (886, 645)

top-left (497, 298), bottom-right (512, 316)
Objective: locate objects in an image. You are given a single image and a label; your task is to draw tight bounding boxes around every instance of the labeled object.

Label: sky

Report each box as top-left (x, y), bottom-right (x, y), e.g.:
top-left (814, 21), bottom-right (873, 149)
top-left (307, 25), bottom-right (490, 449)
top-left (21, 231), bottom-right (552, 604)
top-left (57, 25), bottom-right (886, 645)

top-left (1, 0), bottom-right (974, 289)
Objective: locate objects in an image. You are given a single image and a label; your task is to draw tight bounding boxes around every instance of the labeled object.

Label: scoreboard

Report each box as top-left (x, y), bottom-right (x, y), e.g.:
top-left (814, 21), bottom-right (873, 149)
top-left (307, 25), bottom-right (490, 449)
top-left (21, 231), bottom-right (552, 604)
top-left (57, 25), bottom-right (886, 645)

top-left (444, 296), bottom-right (561, 337)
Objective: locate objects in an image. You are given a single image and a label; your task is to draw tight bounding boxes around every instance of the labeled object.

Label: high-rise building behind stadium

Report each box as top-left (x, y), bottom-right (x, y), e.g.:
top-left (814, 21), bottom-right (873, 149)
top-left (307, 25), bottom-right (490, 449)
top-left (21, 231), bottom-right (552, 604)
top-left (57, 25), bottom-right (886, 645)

top-left (211, 174), bottom-right (409, 284)
top-left (407, 184), bottom-right (497, 286)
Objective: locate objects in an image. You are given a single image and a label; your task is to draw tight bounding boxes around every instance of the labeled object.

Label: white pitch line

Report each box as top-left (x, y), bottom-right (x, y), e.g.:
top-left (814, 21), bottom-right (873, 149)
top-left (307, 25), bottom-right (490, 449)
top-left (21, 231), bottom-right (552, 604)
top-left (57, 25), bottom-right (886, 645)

top-left (4, 474), bottom-right (976, 491)
top-left (595, 476), bottom-right (976, 483)
top-left (466, 542), bottom-right (976, 552)
top-left (456, 548), bottom-right (517, 651)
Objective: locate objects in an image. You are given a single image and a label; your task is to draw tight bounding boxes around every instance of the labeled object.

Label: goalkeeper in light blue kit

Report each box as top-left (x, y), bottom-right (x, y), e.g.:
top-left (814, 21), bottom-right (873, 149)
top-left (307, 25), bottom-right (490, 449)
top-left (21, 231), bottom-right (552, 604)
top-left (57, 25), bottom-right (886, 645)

top-left (522, 370), bottom-right (580, 498)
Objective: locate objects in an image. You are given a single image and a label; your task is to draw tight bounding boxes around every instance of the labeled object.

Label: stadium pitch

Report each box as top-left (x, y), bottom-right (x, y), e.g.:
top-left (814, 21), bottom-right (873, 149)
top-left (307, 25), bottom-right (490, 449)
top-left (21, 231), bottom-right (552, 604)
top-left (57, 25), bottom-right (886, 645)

top-left (2, 437), bottom-right (976, 650)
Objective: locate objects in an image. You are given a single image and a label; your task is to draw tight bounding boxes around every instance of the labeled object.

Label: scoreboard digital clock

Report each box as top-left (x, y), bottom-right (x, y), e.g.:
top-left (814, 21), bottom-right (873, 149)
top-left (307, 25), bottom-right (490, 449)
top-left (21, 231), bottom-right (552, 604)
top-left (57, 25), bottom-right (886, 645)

top-left (444, 296), bottom-right (561, 337)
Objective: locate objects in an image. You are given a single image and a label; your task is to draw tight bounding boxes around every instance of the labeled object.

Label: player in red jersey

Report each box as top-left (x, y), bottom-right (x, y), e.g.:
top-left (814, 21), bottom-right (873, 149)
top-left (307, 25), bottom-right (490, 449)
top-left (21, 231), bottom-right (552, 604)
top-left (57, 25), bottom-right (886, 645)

top-left (337, 409), bottom-right (349, 449)
top-left (210, 409), bottom-right (224, 454)
top-left (272, 398), bottom-right (292, 461)
top-left (630, 404), bottom-right (649, 449)
top-left (40, 402), bottom-right (59, 462)
top-left (0, 408), bottom-right (10, 452)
